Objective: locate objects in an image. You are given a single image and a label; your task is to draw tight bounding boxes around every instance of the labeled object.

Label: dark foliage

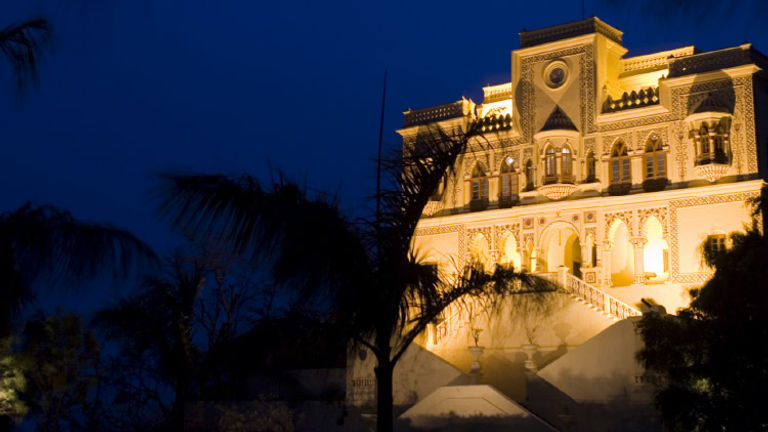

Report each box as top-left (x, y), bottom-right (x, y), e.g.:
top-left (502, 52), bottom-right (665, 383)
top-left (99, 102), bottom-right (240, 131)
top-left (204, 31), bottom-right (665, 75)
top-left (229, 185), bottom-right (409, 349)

top-left (638, 194), bottom-right (768, 431)
top-left (18, 313), bottom-right (101, 432)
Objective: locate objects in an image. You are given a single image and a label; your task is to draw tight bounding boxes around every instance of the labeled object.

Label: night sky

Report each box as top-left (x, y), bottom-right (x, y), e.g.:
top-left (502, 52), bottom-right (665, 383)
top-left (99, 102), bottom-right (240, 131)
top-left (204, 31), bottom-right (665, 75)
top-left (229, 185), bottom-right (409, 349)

top-left (1, 0), bottom-right (767, 260)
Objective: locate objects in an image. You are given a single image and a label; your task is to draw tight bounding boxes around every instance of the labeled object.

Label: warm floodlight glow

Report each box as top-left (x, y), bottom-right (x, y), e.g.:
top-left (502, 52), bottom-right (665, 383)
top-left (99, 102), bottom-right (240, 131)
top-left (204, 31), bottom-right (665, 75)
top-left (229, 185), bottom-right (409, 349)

top-left (500, 233), bottom-right (522, 270)
top-left (643, 217), bottom-right (669, 282)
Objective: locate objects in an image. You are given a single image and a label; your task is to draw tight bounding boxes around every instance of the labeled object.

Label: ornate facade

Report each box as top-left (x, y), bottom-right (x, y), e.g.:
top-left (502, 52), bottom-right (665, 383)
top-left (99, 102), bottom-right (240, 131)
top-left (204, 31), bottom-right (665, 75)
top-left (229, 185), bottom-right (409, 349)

top-left (403, 17), bottom-right (766, 313)
top-left (352, 17), bottom-right (768, 426)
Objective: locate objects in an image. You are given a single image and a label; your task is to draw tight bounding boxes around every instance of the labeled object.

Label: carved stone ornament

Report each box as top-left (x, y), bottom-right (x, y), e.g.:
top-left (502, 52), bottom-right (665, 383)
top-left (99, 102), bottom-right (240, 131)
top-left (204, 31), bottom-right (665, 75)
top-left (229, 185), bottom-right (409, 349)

top-left (694, 163), bottom-right (730, 182)
top-left (539, 183), bottom-right (578, 200)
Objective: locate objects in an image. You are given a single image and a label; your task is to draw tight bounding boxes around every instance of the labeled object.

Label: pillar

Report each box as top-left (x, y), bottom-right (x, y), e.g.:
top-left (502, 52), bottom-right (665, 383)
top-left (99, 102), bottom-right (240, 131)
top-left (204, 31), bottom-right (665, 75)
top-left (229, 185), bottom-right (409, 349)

top-left (602, 241), bottom-right (613, 287)
top-left (630, 237), bottom-right (647, 284)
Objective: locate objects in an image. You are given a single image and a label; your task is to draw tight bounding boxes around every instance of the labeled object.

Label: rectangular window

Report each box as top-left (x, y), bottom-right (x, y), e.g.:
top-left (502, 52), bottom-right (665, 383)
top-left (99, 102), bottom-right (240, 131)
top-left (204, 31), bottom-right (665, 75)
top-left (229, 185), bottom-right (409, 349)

top-left (471, 181), bottom-right (479, 200)
top-left (621, 159), bottom-right (630, 181)
top-left (612, 160), bottom-right (619, 182)
top-left (501, 177), bottom-right (510, 197)
top-left (657, 154), bottom-right (665, 177)
top-left (705, 234), bottom-right (727, 255)
top-left (646, 155), bottom-right (654, 178)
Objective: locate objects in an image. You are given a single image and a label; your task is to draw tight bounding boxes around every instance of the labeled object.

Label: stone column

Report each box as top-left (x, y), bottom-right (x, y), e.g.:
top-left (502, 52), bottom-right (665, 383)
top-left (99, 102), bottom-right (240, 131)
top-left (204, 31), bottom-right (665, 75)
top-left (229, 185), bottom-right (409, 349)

top-left (602, 241), bottom-right (613, 287)
top-left (531, 247), bottom-right (542, 273)
top-left (630, 237), bottom-right (647, 284)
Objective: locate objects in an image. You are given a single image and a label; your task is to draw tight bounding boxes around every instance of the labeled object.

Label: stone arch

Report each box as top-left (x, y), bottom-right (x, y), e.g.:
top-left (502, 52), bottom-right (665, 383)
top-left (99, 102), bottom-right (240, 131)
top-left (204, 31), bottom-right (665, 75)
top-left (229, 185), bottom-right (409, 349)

top-left (539, 221), bottom-right (582, 277)
top-left (463, 158), bottom-right (488, 178)
top-left (608, 218), bottom-right (634, 287)
top-left (498, 231), bottom-right (522, 270)
top-left (469, 232), bottom-right (492, 271)
top-left (606, 216), bottom-right (631, 245)
top-left (641, 215), bottom-right (669, 282)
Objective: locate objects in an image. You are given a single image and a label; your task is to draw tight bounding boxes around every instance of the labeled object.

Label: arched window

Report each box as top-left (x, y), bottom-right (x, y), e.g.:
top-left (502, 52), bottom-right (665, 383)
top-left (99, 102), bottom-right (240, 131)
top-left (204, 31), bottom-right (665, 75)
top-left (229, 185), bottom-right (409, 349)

top-left (610, 141), bottom-right (630, 183)
top-left (609, 141), bottom-right (631, 195)
top-left (545, 147), bottom-right (556, 177)
top-left (699, 124), bottom-right (710, 156)
top-left (562, 146), bottom-right (572, 181)
top-left (525, 160), bottom-right (535, 191)
top-left (586, 151), bottom-right (597, 182)
top-left (644, 134), bottom-right (666, 180)
top-left (713, 123), bottom-right (727, 163)
top-left (543, 145), bottom-right (574, 185)
top-left (469, 164), bottom-right (489, 211)
top-left (498, 156), bottom-right (519, 208)
top-left (693, 120), bottom-right (730, 166)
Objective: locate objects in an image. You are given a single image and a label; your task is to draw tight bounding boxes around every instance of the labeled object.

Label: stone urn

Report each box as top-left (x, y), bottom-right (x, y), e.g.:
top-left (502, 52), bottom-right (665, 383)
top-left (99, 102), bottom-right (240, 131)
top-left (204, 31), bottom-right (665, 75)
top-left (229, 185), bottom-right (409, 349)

top-left (522, 344), bottom-right (538, 372)
top-left (468, 345), bottom-right (485, 374)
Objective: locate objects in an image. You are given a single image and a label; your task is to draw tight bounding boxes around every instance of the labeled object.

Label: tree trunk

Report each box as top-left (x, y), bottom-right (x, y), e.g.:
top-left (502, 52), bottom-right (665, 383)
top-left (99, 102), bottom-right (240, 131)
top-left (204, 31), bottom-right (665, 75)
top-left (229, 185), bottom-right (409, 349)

top-left (173, 376), bottom-right (187, 432)
top-left (375, 355), bottom-right (394, 432)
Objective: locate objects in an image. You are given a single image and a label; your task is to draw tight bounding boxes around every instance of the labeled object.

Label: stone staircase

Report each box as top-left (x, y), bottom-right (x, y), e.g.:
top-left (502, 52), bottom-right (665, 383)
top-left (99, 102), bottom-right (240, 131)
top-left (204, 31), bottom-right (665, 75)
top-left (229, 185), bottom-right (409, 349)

top-left (539, 271), bottom-right (641, 322)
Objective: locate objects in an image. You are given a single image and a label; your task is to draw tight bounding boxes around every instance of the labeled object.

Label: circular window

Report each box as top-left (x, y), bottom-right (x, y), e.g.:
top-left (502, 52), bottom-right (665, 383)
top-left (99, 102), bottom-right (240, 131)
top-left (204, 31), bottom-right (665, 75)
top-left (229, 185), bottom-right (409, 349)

top-left (544, 61), bottom-right (568, 89)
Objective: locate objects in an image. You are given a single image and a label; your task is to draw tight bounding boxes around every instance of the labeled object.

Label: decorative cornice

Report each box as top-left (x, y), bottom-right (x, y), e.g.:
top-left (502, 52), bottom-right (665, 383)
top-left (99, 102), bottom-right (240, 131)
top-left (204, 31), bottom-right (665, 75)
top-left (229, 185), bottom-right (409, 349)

top-left (519, 17), bottom-right (621, 48)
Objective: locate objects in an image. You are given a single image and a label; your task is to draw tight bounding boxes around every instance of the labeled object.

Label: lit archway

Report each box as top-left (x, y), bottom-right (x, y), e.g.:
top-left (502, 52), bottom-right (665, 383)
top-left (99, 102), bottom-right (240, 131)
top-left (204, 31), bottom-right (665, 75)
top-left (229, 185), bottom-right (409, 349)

top-left (541, 223), bottom-right (582, 277)
top-left (469, 233), bottom-right (491, 271)
top-left (499, 232), bottom-right (522, 270)
top-left (608, 219), bottom-right (634, 286)
top-left (642, 216), bottom-right (669, 282)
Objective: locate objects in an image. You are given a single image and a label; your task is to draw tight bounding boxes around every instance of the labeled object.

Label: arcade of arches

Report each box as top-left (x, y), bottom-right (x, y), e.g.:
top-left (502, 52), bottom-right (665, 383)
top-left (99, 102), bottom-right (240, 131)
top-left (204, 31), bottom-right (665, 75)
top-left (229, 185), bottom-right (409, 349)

top-left (466, 218), bottom-right (669, 287)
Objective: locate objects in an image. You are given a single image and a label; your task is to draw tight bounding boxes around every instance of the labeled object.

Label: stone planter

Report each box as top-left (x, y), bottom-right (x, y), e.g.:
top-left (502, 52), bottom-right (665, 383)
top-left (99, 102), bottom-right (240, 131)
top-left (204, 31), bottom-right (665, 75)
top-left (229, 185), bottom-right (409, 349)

top-left (468, 346), bottom-right (485, 373)
top-left (522, 344), bottom-right (538, 372)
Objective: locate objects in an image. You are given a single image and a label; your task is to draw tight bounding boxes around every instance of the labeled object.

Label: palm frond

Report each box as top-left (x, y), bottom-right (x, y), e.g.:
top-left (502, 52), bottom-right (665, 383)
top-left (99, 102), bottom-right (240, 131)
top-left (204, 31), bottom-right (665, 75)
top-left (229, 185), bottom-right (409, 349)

top-left (0, 202), bottom-right (157, 287)
top-left (377, 125), bottom-right (479, 262)
top-left (0, 18), bottom-right (51, 90)
top-left (157, 174), bottom-right (373, 308)
top-left (0, 203), bottom-right (155, 332)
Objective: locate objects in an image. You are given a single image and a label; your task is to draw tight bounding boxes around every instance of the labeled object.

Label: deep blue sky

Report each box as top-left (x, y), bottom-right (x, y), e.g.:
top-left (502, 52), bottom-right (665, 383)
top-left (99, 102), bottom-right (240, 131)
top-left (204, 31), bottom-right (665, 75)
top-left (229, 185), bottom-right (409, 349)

top-left (1, 0), bottom-right (767, 257)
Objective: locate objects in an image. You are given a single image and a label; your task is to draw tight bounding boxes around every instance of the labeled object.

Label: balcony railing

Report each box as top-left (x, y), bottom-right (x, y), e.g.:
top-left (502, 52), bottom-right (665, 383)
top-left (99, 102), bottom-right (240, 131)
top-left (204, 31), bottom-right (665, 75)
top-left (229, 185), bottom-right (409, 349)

top-left (602, 87), bottom-right (659, 113)
top-left (696, 150), bottom-right (729, 166)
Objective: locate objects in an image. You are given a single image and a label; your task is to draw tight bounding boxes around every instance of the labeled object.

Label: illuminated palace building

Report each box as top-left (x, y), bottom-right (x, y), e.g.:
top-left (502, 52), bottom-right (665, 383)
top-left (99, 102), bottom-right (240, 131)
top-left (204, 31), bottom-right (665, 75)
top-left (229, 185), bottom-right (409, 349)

top-left (349, 18), bottom-right (768, 429)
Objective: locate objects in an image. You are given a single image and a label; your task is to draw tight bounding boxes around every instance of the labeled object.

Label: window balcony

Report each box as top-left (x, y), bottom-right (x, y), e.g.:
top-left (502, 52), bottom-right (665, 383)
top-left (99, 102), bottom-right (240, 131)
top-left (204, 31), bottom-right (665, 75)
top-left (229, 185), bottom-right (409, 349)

top-left (608, 182), bottom-right (631, 196)
top-left (498, 195), bottom-right (519, 208)
top-left (696, 150), bottom-right (729, 166)
top-left (542, 174), bottom-right (574, 185)
top-left (469, 197), bottom-right (489, 212)
top-left (642, 177), bottom-right (668, 192)
top-left (538, 183), bottom-right (578, 200)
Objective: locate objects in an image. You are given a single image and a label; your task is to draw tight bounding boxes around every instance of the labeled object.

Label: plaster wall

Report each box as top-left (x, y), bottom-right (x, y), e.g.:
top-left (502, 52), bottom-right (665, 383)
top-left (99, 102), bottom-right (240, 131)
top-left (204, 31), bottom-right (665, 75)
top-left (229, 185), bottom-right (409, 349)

top-left (676, 199), bottom-right (753, 274)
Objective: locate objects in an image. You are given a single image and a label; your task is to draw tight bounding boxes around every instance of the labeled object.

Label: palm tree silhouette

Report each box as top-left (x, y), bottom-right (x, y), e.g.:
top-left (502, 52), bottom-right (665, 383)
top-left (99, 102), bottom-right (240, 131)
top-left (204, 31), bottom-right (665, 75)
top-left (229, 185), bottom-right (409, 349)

top-left (157, 125), bottom-right (552, 431)
top-left (0, 203), bottom-right (156, 333)
top-left (0, 18), bottom-right (51, 90)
